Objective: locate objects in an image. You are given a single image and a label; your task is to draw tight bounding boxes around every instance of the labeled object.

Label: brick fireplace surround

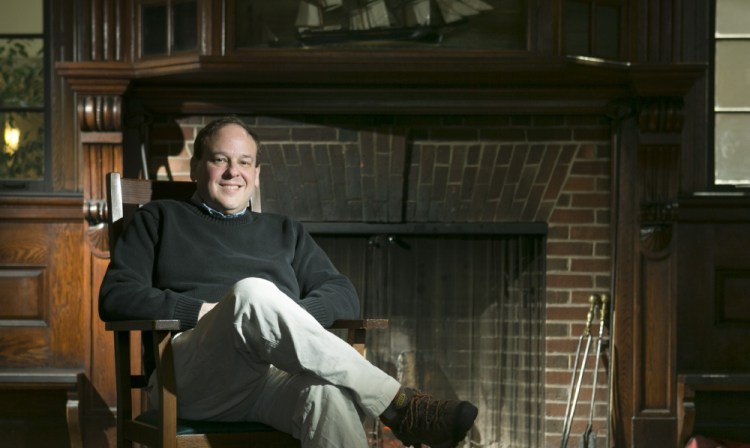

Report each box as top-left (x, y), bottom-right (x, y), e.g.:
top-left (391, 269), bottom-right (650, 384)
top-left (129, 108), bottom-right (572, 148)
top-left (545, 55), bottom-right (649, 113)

top-left (145, 113), bottom-right (613, 448)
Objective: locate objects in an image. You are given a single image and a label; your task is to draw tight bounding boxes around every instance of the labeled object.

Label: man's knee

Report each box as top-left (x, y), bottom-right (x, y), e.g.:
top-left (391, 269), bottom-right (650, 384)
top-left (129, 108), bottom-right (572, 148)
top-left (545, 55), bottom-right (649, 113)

top-left (233, 277), bottom-right (274, 295)
top-left (229, 277), bottom-right (297, 319)
top-left (231, 277), bottom-right (281, 305)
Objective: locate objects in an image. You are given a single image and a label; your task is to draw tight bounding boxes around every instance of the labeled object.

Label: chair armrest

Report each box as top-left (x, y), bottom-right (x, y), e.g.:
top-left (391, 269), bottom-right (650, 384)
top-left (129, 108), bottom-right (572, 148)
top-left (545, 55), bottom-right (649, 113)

top-left (330, 319), bottom-right (388, 330)
top-left (105, 320), bottom-right (181, 332)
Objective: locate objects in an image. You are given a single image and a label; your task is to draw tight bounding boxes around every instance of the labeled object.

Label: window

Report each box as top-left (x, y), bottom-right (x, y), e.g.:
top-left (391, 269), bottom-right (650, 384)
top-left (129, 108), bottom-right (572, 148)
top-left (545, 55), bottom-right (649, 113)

top-left (563, 0), bottom-right (623, 60)
top-left (0, 0), bottom-right (46, 191)
top-left (714, 0), bottom-right (750, 185)
top-left (140, 0), bottom-right (198, 57)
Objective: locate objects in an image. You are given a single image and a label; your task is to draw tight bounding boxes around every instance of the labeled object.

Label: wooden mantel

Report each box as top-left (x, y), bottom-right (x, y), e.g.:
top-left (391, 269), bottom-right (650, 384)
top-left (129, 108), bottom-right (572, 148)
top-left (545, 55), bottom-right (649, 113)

top-left (57, 54), bottom-right (705, 115)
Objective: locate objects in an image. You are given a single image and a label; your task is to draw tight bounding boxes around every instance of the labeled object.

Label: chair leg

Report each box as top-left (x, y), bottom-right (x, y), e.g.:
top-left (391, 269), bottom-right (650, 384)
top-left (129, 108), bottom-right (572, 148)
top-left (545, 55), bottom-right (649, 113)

top-left (65, 383), bottom-right (83, 448)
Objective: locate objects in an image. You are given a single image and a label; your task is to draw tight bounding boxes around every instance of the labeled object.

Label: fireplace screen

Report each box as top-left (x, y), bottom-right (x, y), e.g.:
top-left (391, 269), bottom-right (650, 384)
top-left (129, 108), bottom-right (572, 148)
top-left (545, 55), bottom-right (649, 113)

top-left (316, 232), bottom-right (546, 448)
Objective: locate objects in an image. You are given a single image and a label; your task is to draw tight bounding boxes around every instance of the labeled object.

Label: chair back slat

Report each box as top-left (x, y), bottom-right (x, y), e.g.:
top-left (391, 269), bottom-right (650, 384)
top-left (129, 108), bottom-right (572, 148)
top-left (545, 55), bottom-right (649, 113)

top-left (106, 173), bottom-right (197, 252)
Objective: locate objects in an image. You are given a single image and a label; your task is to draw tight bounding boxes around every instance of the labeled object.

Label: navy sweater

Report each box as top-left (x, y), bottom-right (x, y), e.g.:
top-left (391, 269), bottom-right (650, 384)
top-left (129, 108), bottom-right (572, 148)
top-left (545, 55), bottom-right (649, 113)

top-left (99, 199), bottom-right (359, 330)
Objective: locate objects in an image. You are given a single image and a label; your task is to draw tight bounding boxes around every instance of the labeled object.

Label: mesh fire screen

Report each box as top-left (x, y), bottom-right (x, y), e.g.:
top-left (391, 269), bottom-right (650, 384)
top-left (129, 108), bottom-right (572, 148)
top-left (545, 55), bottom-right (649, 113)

top-left (317, 232), bottom-right (546, 447)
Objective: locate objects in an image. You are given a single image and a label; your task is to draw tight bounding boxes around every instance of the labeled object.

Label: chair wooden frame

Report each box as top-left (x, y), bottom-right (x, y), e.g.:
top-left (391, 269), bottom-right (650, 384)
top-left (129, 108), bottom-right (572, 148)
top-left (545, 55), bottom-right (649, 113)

top-left (104, 172), bottom-right (387, 448)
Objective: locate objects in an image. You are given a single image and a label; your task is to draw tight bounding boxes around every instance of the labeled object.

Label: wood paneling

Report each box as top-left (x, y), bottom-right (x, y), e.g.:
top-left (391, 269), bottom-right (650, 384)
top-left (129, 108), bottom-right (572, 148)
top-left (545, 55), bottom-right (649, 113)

top-left (0, 268), bottom-right (44, 321)
top-left (0, 210), bottom-right (85, 368)
top-left (676, 219), bottom-right (750, 372)
top-left (0, 191), bottom-right (85, 447)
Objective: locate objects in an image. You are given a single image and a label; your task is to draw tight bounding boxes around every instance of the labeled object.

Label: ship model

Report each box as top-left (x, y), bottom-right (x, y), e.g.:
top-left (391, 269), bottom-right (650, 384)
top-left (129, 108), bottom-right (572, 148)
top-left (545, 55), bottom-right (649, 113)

top-left (294, 0), bottom-right (494, 45)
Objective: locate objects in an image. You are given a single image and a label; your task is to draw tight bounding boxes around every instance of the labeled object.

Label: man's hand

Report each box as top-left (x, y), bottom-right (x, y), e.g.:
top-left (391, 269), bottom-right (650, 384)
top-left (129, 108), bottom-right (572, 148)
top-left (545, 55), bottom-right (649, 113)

top-left (198, 302), bottom-right (217, 321)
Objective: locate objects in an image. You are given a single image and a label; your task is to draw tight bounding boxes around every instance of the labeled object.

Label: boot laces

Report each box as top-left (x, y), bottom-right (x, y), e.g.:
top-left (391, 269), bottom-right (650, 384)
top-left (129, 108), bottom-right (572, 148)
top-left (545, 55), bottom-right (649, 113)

top-left (402, 392), bottom-right (450, 432)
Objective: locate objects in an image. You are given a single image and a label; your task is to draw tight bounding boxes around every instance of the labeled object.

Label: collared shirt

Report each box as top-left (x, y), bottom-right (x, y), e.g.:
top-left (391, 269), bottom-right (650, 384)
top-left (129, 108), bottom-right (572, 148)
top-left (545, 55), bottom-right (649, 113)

top-left (190, 192), bottom-right (248, 219)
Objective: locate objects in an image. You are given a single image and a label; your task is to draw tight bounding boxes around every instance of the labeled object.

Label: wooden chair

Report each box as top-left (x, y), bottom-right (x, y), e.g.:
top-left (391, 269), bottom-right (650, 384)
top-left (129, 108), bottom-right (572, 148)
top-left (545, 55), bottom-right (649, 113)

top-left (104, 172), bottom-right (387, 448)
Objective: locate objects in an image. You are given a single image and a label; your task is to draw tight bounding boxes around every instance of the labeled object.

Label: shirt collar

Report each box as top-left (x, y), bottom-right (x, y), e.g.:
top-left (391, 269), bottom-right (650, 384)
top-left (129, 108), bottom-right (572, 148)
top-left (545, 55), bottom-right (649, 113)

top-left (190, 192), bottom-right (248, 219)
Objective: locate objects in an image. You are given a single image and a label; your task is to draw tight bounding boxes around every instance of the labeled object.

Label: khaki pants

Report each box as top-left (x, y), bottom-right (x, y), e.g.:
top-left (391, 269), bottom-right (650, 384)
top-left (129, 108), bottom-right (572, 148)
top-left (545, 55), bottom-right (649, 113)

top-left (160, 277), bottom-right (400, 448)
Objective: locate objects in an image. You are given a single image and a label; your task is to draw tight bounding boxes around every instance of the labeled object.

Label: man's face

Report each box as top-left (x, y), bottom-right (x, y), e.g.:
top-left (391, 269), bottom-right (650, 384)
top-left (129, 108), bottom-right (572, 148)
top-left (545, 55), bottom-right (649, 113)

top-left (190, 123), bottom-right (260, 215)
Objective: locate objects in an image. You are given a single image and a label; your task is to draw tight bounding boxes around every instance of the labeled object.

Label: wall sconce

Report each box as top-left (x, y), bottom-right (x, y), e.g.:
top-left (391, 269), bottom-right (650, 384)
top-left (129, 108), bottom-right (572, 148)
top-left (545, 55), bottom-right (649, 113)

top-left (4, 122), bottom-right (20, 156)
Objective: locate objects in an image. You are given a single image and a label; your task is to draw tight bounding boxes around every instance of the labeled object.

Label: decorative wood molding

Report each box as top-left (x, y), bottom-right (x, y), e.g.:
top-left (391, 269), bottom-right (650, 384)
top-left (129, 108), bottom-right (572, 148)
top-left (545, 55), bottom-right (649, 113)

top-left (637, 145), bottom-right (680, 254)
top-left (78, 96), bottom-right (124, 133)
top-left (74, 94), bottom-right (125, 255)
top-left (0, 196), bottom-right (83, 221)
top-left (57, 57), bottom-right (705, 115)
top-left (636, 98), bottom-right (683, 254)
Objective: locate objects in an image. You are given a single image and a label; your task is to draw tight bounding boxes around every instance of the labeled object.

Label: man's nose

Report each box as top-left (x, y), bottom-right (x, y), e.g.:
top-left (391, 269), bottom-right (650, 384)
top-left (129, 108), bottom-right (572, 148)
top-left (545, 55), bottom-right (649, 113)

top-left (223, 161), bottom-right (239, 177)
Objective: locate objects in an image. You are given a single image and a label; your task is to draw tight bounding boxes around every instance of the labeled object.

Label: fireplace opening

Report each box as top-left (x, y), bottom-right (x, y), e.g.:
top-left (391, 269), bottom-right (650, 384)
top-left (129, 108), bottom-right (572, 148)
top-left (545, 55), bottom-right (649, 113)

top-left (313, 226), bottom-right (546, 448)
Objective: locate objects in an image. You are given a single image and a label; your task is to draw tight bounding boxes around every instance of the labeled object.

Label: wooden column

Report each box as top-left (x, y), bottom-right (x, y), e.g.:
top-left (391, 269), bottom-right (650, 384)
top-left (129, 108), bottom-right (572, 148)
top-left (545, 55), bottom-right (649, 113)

top-left (56, 1), bottom-right (134, 444)
top-left (69, 81), bottom-right (130, 447)
top-left (612, 97), bottom-right (684, 448)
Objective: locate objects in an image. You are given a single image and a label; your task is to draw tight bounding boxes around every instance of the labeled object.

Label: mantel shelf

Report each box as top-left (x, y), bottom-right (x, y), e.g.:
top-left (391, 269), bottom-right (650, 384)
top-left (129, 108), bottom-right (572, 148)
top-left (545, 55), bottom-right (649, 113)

top-left (56, 53), bottom-right (706, 114)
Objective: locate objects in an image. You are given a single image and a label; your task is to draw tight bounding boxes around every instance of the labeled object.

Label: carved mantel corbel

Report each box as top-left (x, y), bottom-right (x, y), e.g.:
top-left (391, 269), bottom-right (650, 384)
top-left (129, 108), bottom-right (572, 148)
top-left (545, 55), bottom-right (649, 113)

top-left (77, 92), bottom-right (127, 256)
top-left (636, 97), bottom-right (683, 255)
top-left (55, 71), bottom-right (130, 256)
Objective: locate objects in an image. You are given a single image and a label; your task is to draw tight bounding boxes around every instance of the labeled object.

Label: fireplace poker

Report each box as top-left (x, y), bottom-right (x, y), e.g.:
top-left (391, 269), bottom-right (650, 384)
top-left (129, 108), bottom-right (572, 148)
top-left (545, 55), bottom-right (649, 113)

top-left (560, 294), bottom-right (600, 448)
top-left (581, 294), bottom-right (609, 448)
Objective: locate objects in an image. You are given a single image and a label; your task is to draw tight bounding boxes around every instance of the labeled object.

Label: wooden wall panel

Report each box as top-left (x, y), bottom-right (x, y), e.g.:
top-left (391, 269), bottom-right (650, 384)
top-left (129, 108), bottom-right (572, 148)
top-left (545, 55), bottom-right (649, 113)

top-left (677, 221), bottom-right (750, 372)
top-left (0, 218), bottom-right (84, 368)
top-left (0, 268), bottom-right (44, 321)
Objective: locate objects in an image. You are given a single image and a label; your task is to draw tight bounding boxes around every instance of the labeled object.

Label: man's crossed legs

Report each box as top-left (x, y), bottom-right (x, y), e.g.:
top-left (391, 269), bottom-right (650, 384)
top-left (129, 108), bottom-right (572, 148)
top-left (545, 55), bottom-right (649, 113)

top-left (167, 277), bottom-right (477, 448)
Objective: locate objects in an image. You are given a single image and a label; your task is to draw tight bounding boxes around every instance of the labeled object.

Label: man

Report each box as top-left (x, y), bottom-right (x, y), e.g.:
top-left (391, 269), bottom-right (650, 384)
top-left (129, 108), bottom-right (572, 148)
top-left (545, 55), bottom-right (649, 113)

top-left (99, 116), bottom-right (478, 447)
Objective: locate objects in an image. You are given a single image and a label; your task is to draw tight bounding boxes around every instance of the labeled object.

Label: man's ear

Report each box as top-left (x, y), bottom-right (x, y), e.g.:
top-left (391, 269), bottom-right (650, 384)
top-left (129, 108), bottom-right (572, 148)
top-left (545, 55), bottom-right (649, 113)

top-left (254, 165), bottom-right (261, 188)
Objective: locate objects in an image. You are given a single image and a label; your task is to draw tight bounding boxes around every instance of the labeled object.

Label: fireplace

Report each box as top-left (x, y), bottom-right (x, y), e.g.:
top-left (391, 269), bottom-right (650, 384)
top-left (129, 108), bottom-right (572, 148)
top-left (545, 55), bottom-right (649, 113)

top-left (141, 112), bottom-right (612, 447)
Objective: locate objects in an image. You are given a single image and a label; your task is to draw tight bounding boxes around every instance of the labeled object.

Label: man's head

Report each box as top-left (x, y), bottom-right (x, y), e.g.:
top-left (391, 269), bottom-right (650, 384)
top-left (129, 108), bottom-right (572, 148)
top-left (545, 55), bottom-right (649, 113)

top-left (190, 117), bottom-right (261, 215)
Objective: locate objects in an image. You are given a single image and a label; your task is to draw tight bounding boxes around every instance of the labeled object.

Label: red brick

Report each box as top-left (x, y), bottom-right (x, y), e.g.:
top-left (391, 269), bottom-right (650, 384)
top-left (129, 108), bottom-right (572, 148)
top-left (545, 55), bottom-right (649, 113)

top-left (572, 291), bottom-right (602, 304)
top-left (549, 209), bottom-right (596, 224)
top-left (546, 370), bottom-right (574, 385)
top-left (570, 225), bottom-right (610, 240)
top-left (571, 193), bottom-right (610, 208)
top-left (562, 176), bottom-right (596, 192)
top-left (594, 242), bottom-right (612, 257)
top-left (570, 160), bottom-right (610, 176)
top-left (547, 225), bottom-right (570, 240)
top-left (546, 290), bottom-right (571, 304)
top-left (595, 275), bottom-right (613, 288)
top-left (547, 274), bottom-right (594, 288)
top-left (546, 257), bottom-right (570, 271)
top-left (547, 305), bottom-right (595, 321)
top-left (546, 337), bottom-right (584, 353)
top-left (570, 258), bottom-right (611, 273)
top-left (576, 143), bottom-right (597, 159)
top-left (547, 241), bottom-right (594, 256)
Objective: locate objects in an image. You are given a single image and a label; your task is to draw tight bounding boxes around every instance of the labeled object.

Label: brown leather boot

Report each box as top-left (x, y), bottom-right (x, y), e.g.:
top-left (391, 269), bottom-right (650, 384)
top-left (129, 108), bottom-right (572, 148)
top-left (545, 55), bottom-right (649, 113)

top-left (380, 387), bottom-right (478, 448)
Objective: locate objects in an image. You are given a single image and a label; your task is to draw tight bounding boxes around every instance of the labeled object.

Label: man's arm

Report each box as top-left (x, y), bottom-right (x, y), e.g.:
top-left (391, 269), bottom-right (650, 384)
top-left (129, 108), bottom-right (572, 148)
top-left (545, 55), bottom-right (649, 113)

top-left (98, 206), bottom-right (205, 330)
top-left (291, 224), bottom-right (360, 327)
